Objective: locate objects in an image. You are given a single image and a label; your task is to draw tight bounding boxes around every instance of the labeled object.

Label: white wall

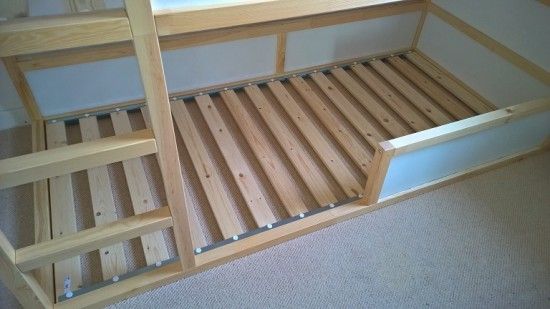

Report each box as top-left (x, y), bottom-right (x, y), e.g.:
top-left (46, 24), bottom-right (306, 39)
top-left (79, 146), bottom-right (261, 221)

top-left (379, 110), bottom-right (550, 199)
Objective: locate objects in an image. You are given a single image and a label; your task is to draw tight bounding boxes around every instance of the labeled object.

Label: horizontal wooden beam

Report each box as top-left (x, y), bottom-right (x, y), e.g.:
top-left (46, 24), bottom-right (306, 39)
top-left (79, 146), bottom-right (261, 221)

top-left (16, 207), bottom-right (173, 272)
top-left (17, 0), bottom-right (422, 70)
top-left (387, 98), bottom-right (550, 155)
top-left (428, 3), bottom-right (550, 86)
top-left (0, 128), bottom-right (157, 189)
top-left (0, 9), bottom-right (132, 57)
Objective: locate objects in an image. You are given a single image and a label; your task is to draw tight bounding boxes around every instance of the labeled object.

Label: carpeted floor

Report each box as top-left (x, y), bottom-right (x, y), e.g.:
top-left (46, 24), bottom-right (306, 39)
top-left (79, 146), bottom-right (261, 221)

top-left (1, 133), bottom-right (549, 307)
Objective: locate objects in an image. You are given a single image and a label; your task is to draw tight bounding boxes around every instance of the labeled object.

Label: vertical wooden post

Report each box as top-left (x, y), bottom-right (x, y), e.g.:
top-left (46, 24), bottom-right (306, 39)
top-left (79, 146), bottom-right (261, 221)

top-left (2, 56), bottom-right (42, 120)
top-left (31, 120), bottom-right (54, 302)
top-left (124, 0), bottom-right (196, 269)
top-left (275, 33), bottom-right (287, 73)
top-left (411, 0), bottom-right (430, 49)
top-left (363, 141), bottom-right (395, 204)
top-left (0, 230), bottom-right (52, 308)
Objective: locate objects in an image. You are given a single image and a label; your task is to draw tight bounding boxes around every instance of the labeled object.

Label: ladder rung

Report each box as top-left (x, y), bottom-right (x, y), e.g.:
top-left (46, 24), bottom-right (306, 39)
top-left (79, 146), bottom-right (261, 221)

top-left (0, 128), bottom-right (157, 189)
top-left (16, 206), bottom-right (172, 272)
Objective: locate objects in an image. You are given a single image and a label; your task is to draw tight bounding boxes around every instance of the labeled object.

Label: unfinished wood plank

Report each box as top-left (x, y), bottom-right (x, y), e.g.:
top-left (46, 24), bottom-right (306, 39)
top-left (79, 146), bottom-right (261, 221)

top-left (45, 122), bottom-right (82, 299)
top-left (0, 128), bottom-right (157, 189)
top-left (110, 111), bottom-right (169, 265)
top-left (171, 101), bottom-right (243, 238)
top-left (331, 67), bottom-right (411, 137)
top-left (79, 116), bottom-right (127, 280)
top-left (387, 56), bottom-right (476, 119)
top-left (125, 0), bottom-right (196, 270)
top-left (276, 33), bottom-right (286, 73)
top-left (404, 52), bottom-right (494, 114)
top-left (17, 207), bottom-right (173, 272)
top-left (363, 141), bottom-right (395, 204)
top-left (140, 107), bottom-right (207, 248)
top-left (220, 90), bottom-right (309, 216)
top-left (367, 60), bottom-right (454, 125)
top-left (245, 85), bottom-right (337, 205)
top-left (350, 63), bottom-right (433, 131)
top-left (289, 76), bottom-right (372, 174)
top-left (310, 72), bottom-right (385, 149)
top-left (31, 120), bottom-right (54, 302)
top-left (2, 56), bottom-right (41, 120)
top-left (196, 95), bottom-right (276, 226)
top-left (268, 81), bottom-right (363, 197)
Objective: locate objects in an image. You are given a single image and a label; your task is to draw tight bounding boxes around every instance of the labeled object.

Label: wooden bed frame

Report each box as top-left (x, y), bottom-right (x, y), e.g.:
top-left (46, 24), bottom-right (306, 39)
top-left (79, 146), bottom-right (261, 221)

top-left (0, 1), bottom-right (548, 308)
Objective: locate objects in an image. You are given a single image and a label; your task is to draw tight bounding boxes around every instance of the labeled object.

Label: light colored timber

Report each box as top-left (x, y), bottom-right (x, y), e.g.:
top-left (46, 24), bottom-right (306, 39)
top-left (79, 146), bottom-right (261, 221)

top-left (17, 2), bottom-right (421, 71)
top-left (171, 101), bottom-right (243, 238)
top-left (45, 122), bottom-right (83, 299)
top-left (196, 95), bottom-right (276, 226)
top-left (310, 72), bottom-right (386, 149)
top-left (56, 145), bottom-right (548, 309)
top-left (387, 56), bottom-right (475, 119)
top-left (387, 97), bottom-right (550, 155)
top-left (80, 116), bottom-right (128, 279)
top-left (2, 56), bottom-right (42, 120)
top-left (245, 85), bottom-right (337, 205)
top-left (363, 141), bottom-right (395, 204)
top-left (331, 67), bottom-right (411, 137)
top-left (0, 128), bottom-right (156, 189)
top-left (31, 120), bottom-right (54, 302)
top-left (110, 111), bottom-right (170, 265)
top-left (220, 90), bottom-right (309, 216)
top-left (140, 107), bottom-right (207, 248)
top-left (276, 33), bottom-right (286, 73)
top-left (268, 80), bottom-right (363, 197)
top-left (411, 0), bottom-right (429, 48)
top-left (125, 0), bottom-right (196, 270)
top-left (405, 52), bottom-right (495, 114)
top-left (0, 230), bottom-right (52, 309)
top-left (289, 76), bottom-right (373, 174)
top-left (16, 207), bottom-right (173, 273)
top-left (367, 60), bottom-right (453, 124)
top-left (0, 9), bottom-right (132, 57)
top-left (350, 62), bottom-right (433, 131)
top-left (428, 2), bottom-right (550, 86)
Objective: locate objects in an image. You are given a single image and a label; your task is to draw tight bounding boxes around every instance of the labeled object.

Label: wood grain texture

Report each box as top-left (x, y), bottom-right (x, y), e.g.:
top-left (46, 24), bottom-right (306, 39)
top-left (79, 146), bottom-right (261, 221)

top-left (2, 56), bottom-right (41, 120)
top-left (172, 101), bottom-right (243, 238)
top-left (221, 90), bottom-right (309, 216)
top-left (276, 32), bottom-right (286, 74)
top-left (196, 95), bottom-right (276, 226)
top-left (125, 0), bottom-right (196, 270)
top-left (45, 122), bottom-right (82, 299)
top-left (245, 85), bottom-right (337, 206)
top-left (110, 111), bottom-right (170, 265)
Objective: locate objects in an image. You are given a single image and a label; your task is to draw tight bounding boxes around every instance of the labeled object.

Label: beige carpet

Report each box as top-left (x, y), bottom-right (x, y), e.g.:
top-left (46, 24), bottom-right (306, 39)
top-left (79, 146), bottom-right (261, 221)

top-left (1, 129), bottom-right (549, 307)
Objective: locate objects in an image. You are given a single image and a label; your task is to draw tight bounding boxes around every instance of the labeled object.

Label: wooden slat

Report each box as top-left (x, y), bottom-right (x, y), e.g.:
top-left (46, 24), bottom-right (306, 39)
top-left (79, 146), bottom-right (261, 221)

top-left (220, 90), bottom-right (309, 216)
top-left (140, 107), bottom-right (207, 248)
top-left (350, 63), bottom-right (433, 131)
top-left (0, 9), bottom-right (132, 57)
top-left (387, 56), bottom-right (476, 119)
top-left (79, 116), bottom-right (127, 280)
top-left (110, 111), bottom-right (170, 265)
top-left (31, 120), bottom-right (54, 302)
top-left (2, 56), bottom-right (41, 120)
top-left (125, 0), bottom-right (196, 270)
top-left (268, 81), bottom-right (363, 197)
top-left (16, 207), bottom-right (173, 272)
top-left (330, 67), bottom-right (411, 137)
top-left (171, 101), bottom-right (243, 238)
top-left (0, 128), bottom-right (156, 189)
top-left (404, 52), bottom-right (494, 114)
top-left (276, 33), bottom-right (287, 74)
top-left (245, 85), bottom-right (337, 205)
top-left (196, 95), bottom-right (276, 226)
top-left (0, 230), bottom-right (51, 309)
top-left (289, 77), bottom-right (372, 174)
top-left (367, 60), bottom-right (454, 125)
top-left (45, 122), bottom-right (82, 299)
top-left (310, 72), bottom-right (386, 149)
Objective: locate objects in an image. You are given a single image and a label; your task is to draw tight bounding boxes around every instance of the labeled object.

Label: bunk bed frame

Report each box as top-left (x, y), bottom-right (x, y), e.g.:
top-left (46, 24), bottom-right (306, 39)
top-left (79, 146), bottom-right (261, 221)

top-left (0, 1), bottom-right (548, 308)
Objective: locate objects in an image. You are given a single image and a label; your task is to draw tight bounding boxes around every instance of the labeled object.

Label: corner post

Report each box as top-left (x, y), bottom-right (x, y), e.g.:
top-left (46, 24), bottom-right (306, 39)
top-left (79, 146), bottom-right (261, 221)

top-left (363, 141), bottom-right (395, 204)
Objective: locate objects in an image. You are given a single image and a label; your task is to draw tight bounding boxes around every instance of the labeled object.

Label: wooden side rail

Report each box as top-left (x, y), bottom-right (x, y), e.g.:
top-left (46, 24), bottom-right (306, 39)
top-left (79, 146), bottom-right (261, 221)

top-left (363, 97), bottom-right (550, 203)
top-left (16, 207), bottom-right (173, 273)
top-left (0, 129), bottom-right (156, 189)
